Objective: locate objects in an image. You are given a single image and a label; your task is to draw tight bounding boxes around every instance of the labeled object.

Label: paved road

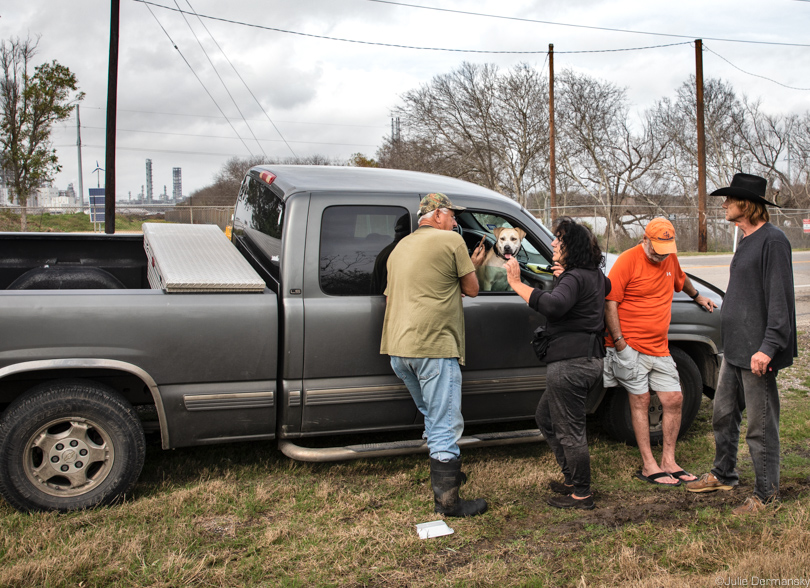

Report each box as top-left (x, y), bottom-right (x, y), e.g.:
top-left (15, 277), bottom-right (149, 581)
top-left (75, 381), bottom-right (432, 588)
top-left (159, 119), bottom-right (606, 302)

top-left (680, 250), bottom-right (810, 328)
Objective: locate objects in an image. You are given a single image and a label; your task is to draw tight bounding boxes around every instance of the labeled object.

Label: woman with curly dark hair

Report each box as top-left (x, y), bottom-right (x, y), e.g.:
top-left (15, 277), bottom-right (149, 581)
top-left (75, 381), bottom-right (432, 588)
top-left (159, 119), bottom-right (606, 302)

top-left (506, 217), bottom-right (610, 510)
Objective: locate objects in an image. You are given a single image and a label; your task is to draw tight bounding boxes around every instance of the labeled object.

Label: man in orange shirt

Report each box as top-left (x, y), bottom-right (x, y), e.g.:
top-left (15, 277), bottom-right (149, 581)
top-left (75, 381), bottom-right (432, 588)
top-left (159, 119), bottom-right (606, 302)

top-left (604, 218), bottom-right (717, 486)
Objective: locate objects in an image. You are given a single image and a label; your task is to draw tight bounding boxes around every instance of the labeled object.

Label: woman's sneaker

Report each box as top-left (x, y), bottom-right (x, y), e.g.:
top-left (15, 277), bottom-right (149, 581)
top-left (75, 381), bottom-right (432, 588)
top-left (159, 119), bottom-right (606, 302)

top-left (685, 473), bottom-right (735, 493)
top-left (548, 480), bottom-right (574, 495)
top-left (547, 494), bottom-right (595, 510)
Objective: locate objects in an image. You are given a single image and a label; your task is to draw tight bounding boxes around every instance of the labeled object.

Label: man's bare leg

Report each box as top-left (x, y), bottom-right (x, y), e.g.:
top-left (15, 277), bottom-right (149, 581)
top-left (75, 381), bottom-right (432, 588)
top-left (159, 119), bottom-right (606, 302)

top-left (628, 392), bottom-right (678, 484)
top-left (656, 390), bottom-right (695, 481)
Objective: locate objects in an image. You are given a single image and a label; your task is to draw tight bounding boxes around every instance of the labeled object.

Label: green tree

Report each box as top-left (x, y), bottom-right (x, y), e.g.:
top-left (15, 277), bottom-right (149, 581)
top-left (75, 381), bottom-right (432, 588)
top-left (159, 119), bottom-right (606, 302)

top-left (0, 36), bottom-right (84, 230)
top-left (348, 153), bottom-right (377, 167)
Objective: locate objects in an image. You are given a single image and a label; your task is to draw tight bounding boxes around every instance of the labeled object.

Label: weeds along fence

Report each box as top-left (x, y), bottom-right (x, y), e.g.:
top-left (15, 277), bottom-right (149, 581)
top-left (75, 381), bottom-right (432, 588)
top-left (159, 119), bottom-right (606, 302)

top-left (530, 205), bottom-right (810, 252)
top-left (0, 204), bottom-right (234, 231)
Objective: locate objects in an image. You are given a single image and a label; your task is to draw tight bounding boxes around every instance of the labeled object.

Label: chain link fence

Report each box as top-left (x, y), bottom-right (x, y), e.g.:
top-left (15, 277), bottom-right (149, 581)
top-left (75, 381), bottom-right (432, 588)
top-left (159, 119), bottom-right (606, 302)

top-left (529, 205), bottom-right (810, 252)
top-left (3, 202), bottom-right (808, 251)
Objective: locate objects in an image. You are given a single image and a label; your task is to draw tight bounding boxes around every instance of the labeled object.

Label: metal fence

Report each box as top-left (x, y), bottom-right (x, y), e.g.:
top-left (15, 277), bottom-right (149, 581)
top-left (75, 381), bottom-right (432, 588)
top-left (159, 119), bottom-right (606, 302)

top-left (529, 205), bottom-right (810, 252)
top-left (0, 204), bottom-right (234, 231)
top-left (4, 203), bottom-right (808, 251)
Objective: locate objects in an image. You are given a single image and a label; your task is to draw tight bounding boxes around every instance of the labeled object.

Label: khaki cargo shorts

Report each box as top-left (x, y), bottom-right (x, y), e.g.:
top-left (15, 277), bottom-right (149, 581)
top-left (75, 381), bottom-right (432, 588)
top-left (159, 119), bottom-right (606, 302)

top-left (603, 345), bottom-right (681, 395)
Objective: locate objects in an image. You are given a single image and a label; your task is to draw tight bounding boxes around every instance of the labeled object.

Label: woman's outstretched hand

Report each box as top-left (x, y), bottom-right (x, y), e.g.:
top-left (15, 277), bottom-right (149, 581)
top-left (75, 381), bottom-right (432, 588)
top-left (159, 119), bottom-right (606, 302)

top-left (505, 258), bottom-right (521, 287)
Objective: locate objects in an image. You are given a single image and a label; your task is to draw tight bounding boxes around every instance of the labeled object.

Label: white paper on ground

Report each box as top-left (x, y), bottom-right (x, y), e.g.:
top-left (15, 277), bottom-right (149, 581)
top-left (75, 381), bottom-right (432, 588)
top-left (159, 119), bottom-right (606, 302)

top-left (416, 520), bottom-right (454, 539)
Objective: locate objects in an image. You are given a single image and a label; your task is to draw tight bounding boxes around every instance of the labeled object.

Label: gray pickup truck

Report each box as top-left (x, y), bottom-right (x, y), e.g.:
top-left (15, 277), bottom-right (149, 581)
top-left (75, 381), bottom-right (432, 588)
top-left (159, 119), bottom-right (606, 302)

top-left (0, 165), bottom-right (724, 512)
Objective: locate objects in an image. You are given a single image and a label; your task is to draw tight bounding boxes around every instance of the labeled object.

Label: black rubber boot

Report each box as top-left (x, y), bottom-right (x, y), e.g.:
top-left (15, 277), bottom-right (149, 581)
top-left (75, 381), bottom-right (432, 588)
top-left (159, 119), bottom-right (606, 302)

top-left (430, 457), bottom-right (488, 517)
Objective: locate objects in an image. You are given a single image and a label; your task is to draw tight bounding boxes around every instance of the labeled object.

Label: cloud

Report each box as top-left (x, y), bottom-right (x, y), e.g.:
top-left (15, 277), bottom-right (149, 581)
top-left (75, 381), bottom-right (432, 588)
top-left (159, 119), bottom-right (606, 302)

top-left (2, 0), bottom-right (808, 198)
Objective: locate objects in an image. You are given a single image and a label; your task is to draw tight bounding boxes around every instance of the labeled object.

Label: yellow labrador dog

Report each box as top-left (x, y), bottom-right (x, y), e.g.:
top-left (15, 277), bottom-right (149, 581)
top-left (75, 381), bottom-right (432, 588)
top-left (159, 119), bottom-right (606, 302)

top-left (475, 227), bottom-right (526, 291)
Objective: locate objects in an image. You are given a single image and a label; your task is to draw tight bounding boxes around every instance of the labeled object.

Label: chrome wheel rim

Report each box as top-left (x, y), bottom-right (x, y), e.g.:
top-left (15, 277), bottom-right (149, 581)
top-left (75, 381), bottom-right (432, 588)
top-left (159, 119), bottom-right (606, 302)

top-left (22, 417), bottom-right (114, 498)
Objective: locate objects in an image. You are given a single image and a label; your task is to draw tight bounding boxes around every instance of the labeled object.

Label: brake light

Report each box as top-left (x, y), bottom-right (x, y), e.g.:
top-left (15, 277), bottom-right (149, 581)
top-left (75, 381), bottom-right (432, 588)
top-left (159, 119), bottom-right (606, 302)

top-left (259, 171), bottom-right (276, 186)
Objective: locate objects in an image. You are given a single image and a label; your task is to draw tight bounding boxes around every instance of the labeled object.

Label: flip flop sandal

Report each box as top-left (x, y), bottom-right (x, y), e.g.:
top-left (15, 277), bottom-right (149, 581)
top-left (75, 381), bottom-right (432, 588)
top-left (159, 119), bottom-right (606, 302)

top-left (634, 470), bottom-right (681, 487)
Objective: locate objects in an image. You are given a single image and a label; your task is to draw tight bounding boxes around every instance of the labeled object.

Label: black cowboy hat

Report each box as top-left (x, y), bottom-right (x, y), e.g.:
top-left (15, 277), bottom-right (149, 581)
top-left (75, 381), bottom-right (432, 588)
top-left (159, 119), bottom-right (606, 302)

top-left (710, 173), bottom-right (780, 207)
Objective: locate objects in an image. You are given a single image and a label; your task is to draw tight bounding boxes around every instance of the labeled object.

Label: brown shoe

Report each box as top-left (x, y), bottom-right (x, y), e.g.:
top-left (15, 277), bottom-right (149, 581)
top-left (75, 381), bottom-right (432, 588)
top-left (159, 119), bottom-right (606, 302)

top-left (685, 473), bottom-right (735, 493)
top-left (732, 495), bottom-right (766, 515)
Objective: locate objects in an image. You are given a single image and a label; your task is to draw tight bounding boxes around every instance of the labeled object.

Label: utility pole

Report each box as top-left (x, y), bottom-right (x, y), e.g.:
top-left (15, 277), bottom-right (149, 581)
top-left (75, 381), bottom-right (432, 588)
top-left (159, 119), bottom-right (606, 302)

top-left (695, 40), bottom-right (707, 252)
top-left (76, 104), bottom-right (84, 211)
top-left (548, 43), bottom-right (557, 222)
top-left (104, 0), bottom-right (120, 233)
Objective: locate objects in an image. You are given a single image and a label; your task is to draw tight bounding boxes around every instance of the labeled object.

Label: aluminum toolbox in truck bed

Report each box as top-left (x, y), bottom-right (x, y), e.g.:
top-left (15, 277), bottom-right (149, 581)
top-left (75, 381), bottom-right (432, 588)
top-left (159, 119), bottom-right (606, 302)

top-left (142, 223), bottom-right (265, 293)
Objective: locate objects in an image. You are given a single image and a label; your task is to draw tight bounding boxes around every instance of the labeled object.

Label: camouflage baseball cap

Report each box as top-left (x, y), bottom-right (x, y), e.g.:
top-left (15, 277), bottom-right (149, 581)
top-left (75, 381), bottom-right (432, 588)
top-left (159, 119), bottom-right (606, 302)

top-left (418, 193), bottom-right (466, 216)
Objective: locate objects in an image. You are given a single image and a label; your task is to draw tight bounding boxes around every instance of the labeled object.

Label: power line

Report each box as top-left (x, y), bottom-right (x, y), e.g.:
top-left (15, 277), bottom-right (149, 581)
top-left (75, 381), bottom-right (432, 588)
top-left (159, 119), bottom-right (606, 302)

top-left (141, 1), bottom-right (257, 155)
top-left (76, 125), bottom-right (380, 145)
top-left (365, 0), bottom-right (810, 48)
top-left (173, 0), bottom-right (267, 156)
top-left (56, 144), bottom-right (250, 157)
top-left (130, 1), bottom-right (709, 54)
top-left (185, 0), bottom-right (298, 158)
top-left (704, 44), bottom-right (810, 91)
top-left (557, 42), bottom-right (690, 55)
top-left (58, 134), bottom-right (379, 150)
top-left (69, 105), bottom-right (388, 128)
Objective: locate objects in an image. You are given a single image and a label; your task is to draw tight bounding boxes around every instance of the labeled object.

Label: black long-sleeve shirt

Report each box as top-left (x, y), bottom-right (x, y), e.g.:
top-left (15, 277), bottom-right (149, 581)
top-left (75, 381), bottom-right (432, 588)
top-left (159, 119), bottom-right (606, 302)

top-left (722, 222), bottom-right (797, 371)
top-left (528, 267), bottom-right (611, 363)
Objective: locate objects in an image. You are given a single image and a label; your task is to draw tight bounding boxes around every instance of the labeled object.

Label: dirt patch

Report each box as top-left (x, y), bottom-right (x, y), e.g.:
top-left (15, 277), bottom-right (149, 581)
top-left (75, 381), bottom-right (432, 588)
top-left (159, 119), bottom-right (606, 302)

top-left (195, 515), bottom-right (241, 537)
top-left (496, 476), bottom-right (810, 543)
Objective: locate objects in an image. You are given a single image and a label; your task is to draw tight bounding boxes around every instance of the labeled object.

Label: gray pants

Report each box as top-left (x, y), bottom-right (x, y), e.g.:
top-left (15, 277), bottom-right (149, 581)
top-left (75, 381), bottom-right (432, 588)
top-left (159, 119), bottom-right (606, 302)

top-left (535, 357), bottom-right (603, 497)
top-left (711, 358), bottom-right (781, 501)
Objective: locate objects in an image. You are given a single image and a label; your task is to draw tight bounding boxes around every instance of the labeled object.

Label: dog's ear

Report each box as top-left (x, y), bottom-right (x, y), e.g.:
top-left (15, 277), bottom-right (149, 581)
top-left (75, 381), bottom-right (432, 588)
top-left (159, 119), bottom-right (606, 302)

top-left (493, 227), bottom-right (504, 239)
top-left (516, 228), bottom-right (526, 242)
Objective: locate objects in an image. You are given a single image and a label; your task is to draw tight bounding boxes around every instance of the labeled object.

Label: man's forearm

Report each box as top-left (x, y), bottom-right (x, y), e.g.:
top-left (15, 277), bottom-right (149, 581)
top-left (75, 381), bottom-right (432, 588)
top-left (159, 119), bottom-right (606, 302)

top-left (682, 276), bottom-right (698, 298)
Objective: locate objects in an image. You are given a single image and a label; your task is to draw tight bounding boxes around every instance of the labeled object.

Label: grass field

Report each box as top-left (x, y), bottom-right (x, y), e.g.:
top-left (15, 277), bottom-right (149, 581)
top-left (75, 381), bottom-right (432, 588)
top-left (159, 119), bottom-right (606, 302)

top-left (1, 337), bottom-right (808, 587)
top-left (0, 209), bottom-right (160, 233)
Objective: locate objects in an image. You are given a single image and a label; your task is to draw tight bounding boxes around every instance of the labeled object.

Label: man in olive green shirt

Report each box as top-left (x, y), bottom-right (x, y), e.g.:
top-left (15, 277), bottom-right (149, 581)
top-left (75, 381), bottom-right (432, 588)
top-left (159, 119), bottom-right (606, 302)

top-left (380, 192), bottom-right (487, 517)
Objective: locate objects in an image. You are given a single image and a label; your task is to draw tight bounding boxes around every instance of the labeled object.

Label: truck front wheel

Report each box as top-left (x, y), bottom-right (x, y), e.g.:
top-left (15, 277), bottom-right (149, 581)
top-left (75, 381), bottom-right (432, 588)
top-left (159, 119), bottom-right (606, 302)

top-left (598, 346), bottom-right (703, 446)
top-left (0, 380), bottom-right (146, 512)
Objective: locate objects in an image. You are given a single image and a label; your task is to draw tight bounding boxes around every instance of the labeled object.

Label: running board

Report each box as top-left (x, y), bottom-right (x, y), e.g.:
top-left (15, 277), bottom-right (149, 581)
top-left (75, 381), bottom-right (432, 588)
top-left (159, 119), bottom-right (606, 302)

top-left (278, 428), bottom-right (545, 462)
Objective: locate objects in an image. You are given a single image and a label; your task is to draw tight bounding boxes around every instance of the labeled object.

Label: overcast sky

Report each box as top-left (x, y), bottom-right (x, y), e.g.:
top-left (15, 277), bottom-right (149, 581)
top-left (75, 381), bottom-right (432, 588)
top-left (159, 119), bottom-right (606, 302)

top-left (2, 0), bottom-right (808, 202)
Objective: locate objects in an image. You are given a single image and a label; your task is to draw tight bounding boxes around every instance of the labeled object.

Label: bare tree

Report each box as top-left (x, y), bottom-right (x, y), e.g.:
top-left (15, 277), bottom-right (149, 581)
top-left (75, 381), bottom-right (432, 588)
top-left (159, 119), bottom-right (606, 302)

top-left (655, 78), bottom-right (810, 209)
top-left (788, 112), bottom-right (810, 207)
top-left (737, 98), bottom-right (802, 207)
top-left (653, 77), bottom-right (749, 200)
top-left (556, 69), bottom-right (671, 246)
top-left (186, 154), bottom-right (336, 206)
top-left (0, 36), bottom-right (83, 230)
top-left (489, 63), bottom-right (550, 207)
top-left (385, 62), bottom-right (549, 206)
top-left (376, 134), bottom-right (467, 179)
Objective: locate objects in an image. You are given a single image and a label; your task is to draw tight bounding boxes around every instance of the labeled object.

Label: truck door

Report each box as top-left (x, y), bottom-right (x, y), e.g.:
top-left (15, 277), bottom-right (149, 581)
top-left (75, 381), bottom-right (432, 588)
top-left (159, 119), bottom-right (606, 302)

top-left (300, 195), bottom-right (418, 434)
top-left (452, 208), bottom-right (555, 424)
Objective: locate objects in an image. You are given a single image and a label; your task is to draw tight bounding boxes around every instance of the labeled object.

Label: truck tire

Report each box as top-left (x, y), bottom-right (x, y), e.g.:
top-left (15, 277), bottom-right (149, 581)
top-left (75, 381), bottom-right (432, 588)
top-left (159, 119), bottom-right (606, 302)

top-left (0, 380), bottom-right (146, 512)
top-left (598, 346), bottom-right (703, 446)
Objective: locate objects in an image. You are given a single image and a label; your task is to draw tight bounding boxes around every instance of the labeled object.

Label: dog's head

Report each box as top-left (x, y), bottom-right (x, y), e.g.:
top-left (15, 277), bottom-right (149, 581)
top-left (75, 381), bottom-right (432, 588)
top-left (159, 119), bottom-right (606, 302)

top-left (493, 227), bottom-right (526, 259)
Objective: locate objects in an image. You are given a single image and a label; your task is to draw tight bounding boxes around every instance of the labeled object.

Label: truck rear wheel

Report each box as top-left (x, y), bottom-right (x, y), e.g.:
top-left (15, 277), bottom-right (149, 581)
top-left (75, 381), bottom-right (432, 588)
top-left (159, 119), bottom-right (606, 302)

top-left (0, 380), bottom-right (146, 512)
top-left (598, 346), bottom-right (703, 446)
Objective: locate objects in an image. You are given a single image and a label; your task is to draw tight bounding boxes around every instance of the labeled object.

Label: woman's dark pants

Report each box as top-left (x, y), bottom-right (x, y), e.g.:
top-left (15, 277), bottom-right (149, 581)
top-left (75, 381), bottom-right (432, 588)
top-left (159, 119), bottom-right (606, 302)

top-left (535, 357), bottom-right (603, 497)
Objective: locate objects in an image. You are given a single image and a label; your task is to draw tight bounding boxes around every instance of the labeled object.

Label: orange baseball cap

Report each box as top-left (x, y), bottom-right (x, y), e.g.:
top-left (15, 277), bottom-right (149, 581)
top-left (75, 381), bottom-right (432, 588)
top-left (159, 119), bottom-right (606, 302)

top-left (644, 218), bottom-right (677, 255)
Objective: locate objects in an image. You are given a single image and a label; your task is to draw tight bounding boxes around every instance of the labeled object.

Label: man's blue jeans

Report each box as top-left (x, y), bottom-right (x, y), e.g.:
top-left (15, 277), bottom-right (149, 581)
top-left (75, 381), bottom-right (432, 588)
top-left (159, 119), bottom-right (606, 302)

top-left (711, 358), bottom-right (781, 501)
top-left (389, 356), bottom-right (463, 462)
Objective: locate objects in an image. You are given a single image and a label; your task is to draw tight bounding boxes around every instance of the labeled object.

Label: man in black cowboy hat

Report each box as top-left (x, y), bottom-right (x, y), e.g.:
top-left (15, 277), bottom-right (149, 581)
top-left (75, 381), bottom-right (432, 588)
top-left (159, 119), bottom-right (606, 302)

top-left (686, 173), bottom-right (797, 515)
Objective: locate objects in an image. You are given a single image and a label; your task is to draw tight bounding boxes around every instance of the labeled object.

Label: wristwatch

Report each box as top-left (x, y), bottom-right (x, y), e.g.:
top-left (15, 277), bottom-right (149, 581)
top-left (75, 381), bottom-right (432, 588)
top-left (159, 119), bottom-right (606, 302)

top-left (690, 290), bottom-right (700, 300)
